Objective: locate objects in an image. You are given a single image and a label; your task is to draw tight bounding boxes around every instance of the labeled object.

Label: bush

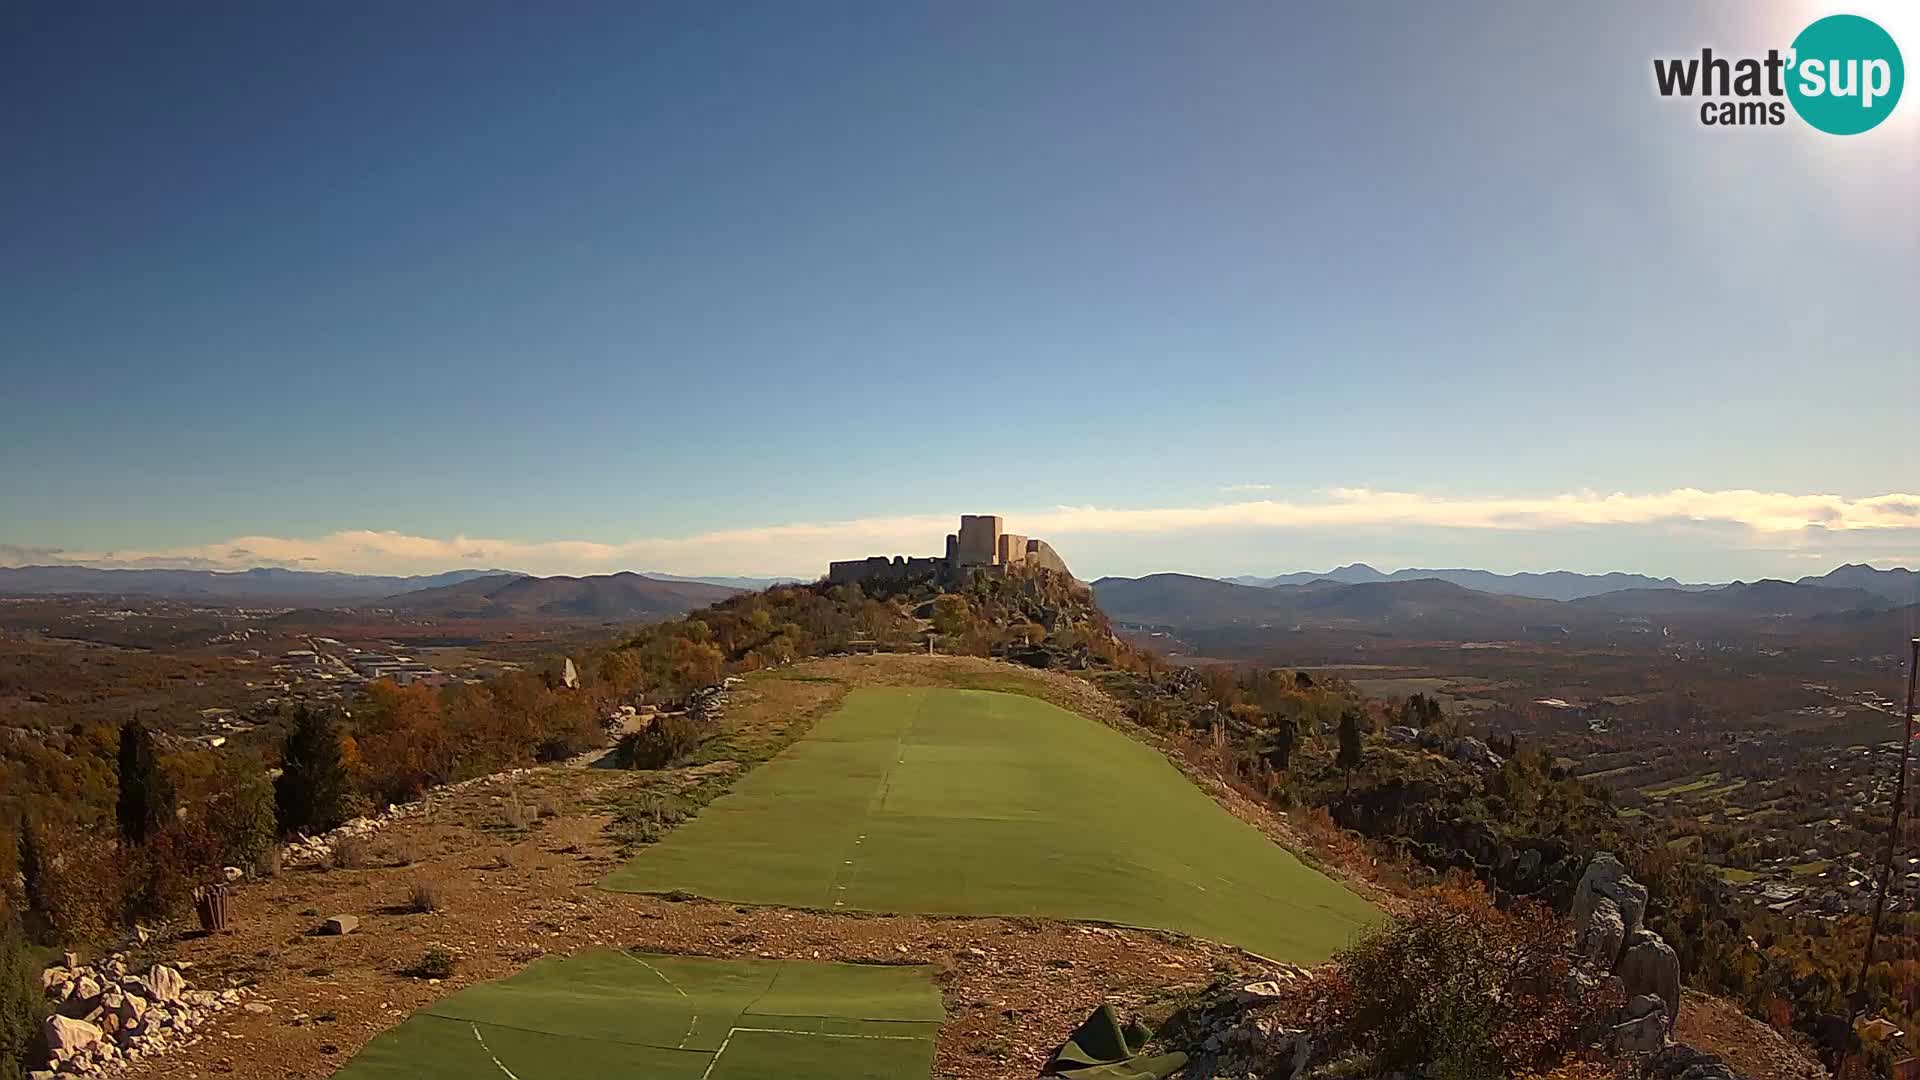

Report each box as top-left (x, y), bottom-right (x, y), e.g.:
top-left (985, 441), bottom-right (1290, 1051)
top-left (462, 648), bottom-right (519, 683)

top-left (1329, 880), bottom-right (1606, 1079)
top-left (406, 880), bottom-right (444, 914)
top-left (614, 716), bottom-right (704, 770)
top-left (122, 820), bottom-right (223, 924)
top-left (25, 823), bottom-right (124, 943)
top-left (409, 947), bottom-right (457, 980)
top-left (1, 917), bottom-right (44, 1080)
top-left (202, 755), bottom-right (278, 871)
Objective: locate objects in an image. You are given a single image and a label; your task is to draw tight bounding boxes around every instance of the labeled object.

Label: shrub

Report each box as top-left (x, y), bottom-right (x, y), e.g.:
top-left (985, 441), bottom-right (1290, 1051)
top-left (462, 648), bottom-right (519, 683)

top-left (203, 755), bottom-right (278, 871)
top-left (1329, 880), bottom-right (1605, 1079)
top-left (122, 819), bottom-right (223, 924)
top-left (26, 822), bottom-right (124, 943)
top-left (409, 947), bottom-right (457, 980)
top-left (614, 716), bottom-right (704, 770)
top-left (1, 916), bottom-right (44, 1080)
top-left (406, 880), bottom-right (444, 914)
top-left (501, 791), bottom-right (530, 832)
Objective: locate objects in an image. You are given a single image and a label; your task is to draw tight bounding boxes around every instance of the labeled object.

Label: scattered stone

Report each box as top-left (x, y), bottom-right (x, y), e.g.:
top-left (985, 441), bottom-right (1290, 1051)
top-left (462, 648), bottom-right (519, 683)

top-left (43, 1015), bottom-right (103, 1055)
top-left (1233, 980), bottom-right (1289, 1005)
top-left (147, 965), bottom-right (186, 1004)
top-left (321, 915), bottom-right (361, 936)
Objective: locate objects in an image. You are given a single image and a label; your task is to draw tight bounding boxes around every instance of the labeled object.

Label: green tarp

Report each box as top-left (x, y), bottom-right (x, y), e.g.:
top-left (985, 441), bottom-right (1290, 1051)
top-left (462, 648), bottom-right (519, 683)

top-left (1044, 1004), bottom-right (1189, 1080)
top-left (333, 950), bottom-right (943, 1080)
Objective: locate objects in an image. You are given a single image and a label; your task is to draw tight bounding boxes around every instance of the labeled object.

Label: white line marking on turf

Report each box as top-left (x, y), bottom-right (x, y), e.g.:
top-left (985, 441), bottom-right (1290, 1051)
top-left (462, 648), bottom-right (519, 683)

top-left (622, 951), bottom-right (691, 997)
top-left (679, 1013), bottom-right (700, 1048)
top-left (471, 1024), bottom-right (523, 1080)
top-left (700, 1025), bottom-right (925, 1080)
top-left (731, 1026), bottom-right (921, 1040)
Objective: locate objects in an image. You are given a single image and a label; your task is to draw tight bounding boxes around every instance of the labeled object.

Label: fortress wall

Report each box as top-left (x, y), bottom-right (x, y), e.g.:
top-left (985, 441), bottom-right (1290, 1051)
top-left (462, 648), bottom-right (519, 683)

top-left (1024, 539), bottom-right (1071, 577)
top-left (997, 533), bottom-right (1029, 565)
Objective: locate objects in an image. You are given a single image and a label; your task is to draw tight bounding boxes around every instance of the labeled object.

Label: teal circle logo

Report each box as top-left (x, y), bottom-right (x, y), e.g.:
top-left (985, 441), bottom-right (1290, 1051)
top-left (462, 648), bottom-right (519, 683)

top-left (1787, 14), bottom-right (1904, 134)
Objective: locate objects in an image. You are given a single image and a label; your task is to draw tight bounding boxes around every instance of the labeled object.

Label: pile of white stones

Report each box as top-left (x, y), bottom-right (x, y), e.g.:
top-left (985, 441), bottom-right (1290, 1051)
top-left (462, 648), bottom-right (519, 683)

top-left (32, 953), bottom-right (250, 1078)
top-left (281, 766), bottom-right (538, 868)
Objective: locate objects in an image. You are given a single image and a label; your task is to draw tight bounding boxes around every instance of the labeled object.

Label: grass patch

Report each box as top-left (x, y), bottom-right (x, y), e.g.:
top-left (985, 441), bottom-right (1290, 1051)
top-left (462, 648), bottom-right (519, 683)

top-left (603, 686), bottom-right (1380, 963)
top-left (336, 950), bottom-right (941, 1079)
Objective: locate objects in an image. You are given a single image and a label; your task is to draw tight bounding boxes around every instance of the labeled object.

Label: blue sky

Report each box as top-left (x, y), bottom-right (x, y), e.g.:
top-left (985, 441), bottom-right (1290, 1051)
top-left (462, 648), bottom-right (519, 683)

top-left (2, 1), bottom-right (1915, 581)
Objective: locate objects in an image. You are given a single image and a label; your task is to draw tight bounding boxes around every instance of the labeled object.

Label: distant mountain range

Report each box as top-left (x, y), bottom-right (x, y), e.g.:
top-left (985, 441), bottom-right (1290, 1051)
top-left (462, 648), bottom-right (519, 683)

top-left (1095, 570), bottom-right (1902, 636)
top-left (0, 565), bottom-right (514, 603)
top-left (1222, 561), bottom-right (1920, 606)
top-left (1222, 563), bottom-right (1707, 601)
top-left (380, 572), bottom-right (739, 620)
top-left (640, 572), bottom-right (804, 590)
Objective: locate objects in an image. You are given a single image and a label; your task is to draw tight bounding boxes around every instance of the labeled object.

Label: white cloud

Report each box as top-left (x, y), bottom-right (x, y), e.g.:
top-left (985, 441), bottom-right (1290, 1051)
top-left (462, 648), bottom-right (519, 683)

top-left (9, 487), bottom-right (1920, 577)
top-left (1218, 483), bottom-right (1273, 493)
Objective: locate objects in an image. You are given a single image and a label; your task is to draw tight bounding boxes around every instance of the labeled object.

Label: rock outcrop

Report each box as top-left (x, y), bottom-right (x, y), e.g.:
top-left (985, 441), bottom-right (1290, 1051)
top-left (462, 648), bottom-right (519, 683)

top-left (1617, 929), bottom-right (1682, 1025)
top-left (1572, 853), bottom-right (1680, 1050)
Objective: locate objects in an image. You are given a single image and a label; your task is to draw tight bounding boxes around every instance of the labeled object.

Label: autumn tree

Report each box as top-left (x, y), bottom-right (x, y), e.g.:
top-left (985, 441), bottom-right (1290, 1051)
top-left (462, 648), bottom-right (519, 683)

top-left (358, 680), bottom-right (455, 804)
top-left (275, 706), bottom-right (352, 836)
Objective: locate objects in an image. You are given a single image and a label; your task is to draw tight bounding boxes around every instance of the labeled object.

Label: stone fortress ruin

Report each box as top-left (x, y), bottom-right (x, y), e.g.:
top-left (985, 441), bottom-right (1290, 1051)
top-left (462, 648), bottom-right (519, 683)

top-left (827, 514), bottom-right (1072, 588)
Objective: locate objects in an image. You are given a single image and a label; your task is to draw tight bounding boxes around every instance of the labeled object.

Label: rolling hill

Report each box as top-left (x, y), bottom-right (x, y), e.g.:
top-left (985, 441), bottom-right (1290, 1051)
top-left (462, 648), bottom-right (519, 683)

top-left (382, 571), bottom-right (738, 620)
top-left (1567, 579), bottom-right (1890, 617)
top-left (1796, 563), bottom-right (1920, 606)
top-left (1093, 573), bottom-right (1567, 635)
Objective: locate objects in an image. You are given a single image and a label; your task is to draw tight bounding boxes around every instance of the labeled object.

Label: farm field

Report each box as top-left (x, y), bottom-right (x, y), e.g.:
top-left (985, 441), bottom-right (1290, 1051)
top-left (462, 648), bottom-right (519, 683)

top-left (603, 686), bottom-right (1380, 962)
top-left (334, 950), bottom-right (942, 1080)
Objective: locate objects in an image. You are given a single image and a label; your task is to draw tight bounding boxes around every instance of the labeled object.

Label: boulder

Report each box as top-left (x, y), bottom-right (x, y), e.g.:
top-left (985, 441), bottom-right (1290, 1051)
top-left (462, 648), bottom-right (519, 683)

top-left (43, 1015), bottom-right (103, 1055)
top-left (1583, 896), bottom-right (1628, 970)
top-left (39, 966), bottom-right (70, 993)
top-left (1613, 1008), bottom-right (1668, 1054)
top-left (146, 964), bottom-right (186, 1004)
top-left (321, 914), bottom-right (360, 936)
top-left (1629, 994), bottom-right (1665, 1019)
top-left (1574, 854), bottom-right (1648, 942)
top-left (1617, 930), bottom-right (1681, 1024)
top-left (1233, 981), bottom-right (1289, 1006)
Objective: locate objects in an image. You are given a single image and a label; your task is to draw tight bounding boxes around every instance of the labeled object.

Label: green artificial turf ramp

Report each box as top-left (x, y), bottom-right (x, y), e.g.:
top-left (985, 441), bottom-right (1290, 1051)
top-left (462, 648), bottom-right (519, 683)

top-left (332, 950), bottom-right (942, 1080)
top-left (603, 687), bottom-right (1379, 962)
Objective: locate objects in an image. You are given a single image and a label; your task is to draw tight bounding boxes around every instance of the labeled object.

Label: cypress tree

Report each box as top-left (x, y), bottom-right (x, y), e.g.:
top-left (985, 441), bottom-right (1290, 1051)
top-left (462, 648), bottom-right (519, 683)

top-left (1337, 709), bottom-right (1365, 794)
top-left (116, 718), bottom-right (174, 845)
top-left (274, 706), bottom-right (351, 836)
